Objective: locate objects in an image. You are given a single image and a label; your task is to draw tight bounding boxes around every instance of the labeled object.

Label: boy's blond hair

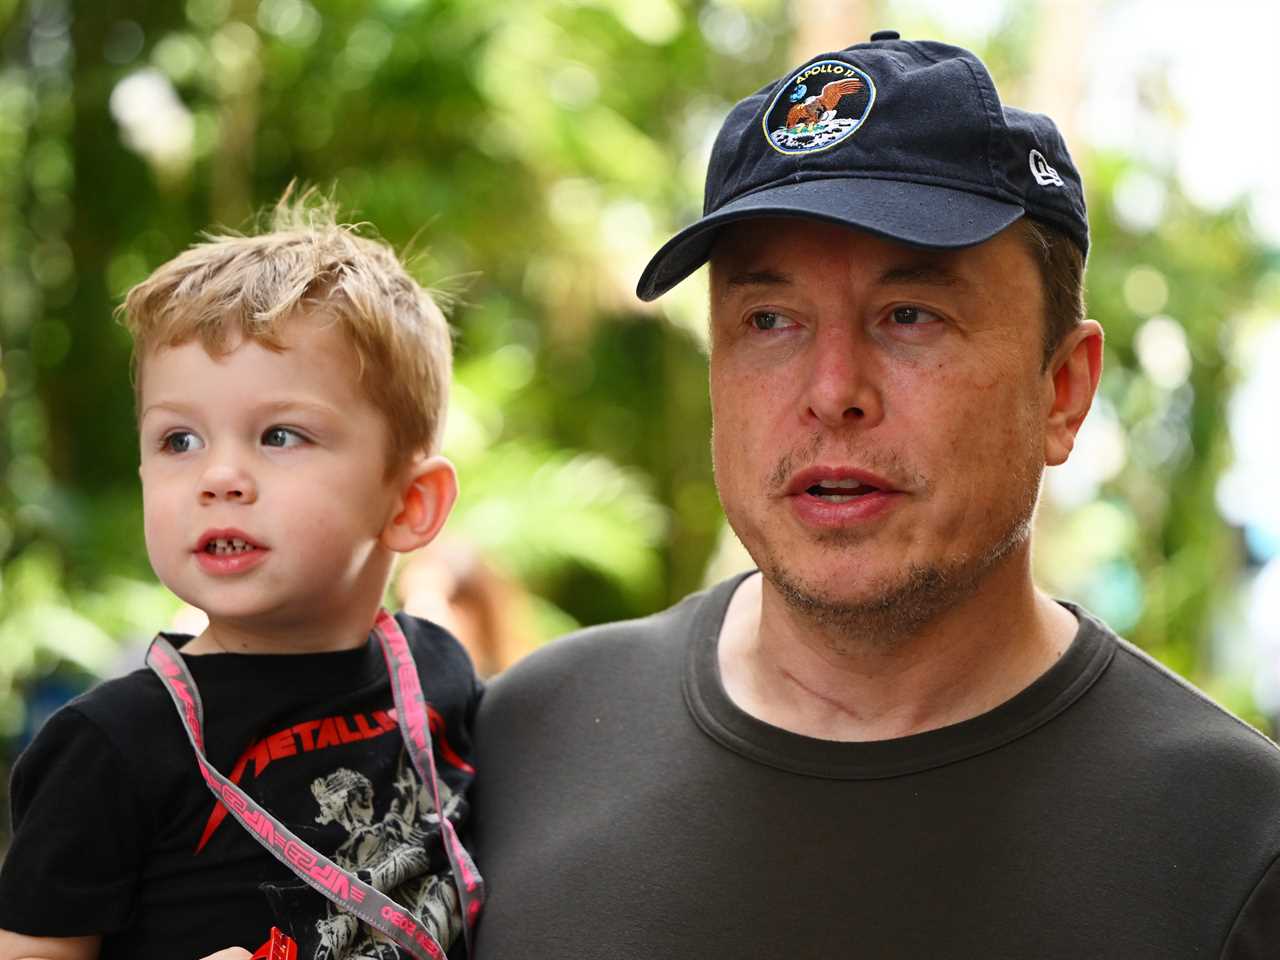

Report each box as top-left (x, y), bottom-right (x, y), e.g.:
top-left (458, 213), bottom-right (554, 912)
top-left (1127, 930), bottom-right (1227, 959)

top-left (120, 189), bottom-right (452, 470)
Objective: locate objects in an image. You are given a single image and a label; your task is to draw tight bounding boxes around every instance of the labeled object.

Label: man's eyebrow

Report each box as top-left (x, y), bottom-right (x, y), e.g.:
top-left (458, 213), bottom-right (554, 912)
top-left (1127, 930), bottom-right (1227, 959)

top-left (722, 263), bottom-right (970, 291)
top-left (723, 268), bottom-right (795, 289)
top-left (877, 262), bottom-right (972, 290)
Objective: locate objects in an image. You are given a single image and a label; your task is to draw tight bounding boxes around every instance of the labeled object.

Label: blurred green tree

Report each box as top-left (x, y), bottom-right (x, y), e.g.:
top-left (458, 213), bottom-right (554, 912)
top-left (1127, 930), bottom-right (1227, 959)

top-left (0, 0), bottom-right (793, 772)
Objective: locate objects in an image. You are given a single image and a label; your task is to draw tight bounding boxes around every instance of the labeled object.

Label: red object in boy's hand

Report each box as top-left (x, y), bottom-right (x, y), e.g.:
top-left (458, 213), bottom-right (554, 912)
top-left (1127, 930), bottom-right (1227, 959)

top-left (249, 927), bottom-right (298, 960)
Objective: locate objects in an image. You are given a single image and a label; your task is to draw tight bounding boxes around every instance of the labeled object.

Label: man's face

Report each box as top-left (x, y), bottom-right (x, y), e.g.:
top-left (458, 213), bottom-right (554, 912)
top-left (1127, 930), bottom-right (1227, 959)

top-left (709, 219), bottom-right (1055, 627)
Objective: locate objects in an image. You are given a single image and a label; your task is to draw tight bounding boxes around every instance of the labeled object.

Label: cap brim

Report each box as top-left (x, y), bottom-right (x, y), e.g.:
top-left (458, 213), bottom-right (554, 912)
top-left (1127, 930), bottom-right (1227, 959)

top-left (635, 177), bottom-right (1025, 302)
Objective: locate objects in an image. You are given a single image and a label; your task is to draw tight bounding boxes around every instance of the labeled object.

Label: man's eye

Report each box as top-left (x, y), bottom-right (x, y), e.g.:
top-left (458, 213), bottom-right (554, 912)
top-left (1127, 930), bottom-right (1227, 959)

top-left (891, 306), bottom-right (939, 325)
top-left (161, 431), bottom-right (203, 454)
top-left (262, 426), bottom-right (307, 448)
top-left (749, 311), bottom-right (794, 331)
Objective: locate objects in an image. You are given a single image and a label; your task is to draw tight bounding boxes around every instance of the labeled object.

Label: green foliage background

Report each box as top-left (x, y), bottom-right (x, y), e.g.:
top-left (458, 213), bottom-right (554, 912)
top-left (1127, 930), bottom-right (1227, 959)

top-left (1, 0), bottom-right (1277, 848)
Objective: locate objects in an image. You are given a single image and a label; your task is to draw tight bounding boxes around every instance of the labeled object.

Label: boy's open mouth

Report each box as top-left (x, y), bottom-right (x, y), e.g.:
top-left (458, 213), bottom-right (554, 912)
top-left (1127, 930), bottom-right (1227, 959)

top-left (194, 530), bottom-right (269, 574)
top-left (195, 529), bottom-right (266, 556)
top-left (205, 538), bottom-right (256, 555)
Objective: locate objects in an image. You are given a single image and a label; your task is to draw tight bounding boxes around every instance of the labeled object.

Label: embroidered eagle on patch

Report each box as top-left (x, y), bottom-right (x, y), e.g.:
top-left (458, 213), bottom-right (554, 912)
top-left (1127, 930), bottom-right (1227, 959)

top-left (785, 77), bottom-right (865, 130)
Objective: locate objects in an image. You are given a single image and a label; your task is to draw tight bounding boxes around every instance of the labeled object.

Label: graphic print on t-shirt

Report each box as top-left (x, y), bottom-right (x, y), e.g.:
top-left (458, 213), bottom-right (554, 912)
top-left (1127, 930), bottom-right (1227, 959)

top-left (195, 706), bottom-right (473, 853)
top-left (195, 704), bottom-right (473, 959)
top-left (308, 751), bottom-right (463, 958)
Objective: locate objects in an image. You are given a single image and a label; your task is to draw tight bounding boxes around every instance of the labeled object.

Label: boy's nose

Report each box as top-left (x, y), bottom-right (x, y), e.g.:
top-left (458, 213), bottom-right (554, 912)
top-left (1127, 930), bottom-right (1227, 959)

top-left (200, 463), bottom-right (258, 504)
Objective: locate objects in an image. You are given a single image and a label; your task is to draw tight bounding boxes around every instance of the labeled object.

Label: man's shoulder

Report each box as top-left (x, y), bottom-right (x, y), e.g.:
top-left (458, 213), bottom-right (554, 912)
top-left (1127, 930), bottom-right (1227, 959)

top-left (481, 577), bottom-right (735, 713)
top-left (1119, 635), bottom-right (1277, 743)
top-left (1085, 614), bottom-right (1280, 796)
top-left (486, 587), bottom-right (705, 683)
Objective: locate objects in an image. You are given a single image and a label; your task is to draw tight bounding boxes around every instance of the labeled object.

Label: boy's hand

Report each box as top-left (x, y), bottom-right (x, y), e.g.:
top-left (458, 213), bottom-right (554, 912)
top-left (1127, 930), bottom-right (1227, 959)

top-left (197, 951), bottom-right (251, 960)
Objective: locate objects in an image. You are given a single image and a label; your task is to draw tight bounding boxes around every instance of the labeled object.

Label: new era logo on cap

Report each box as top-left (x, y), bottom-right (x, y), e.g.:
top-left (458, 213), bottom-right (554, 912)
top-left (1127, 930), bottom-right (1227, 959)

top-left (1029, 149), bottom-right (1065, 187)
top-left (636, 34), bottom-right (1088, 302)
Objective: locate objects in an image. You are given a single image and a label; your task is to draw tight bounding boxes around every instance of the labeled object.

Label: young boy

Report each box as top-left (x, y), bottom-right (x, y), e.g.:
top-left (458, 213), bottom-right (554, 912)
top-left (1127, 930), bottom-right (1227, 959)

top-left (0, 193), bottom-right (482, 960)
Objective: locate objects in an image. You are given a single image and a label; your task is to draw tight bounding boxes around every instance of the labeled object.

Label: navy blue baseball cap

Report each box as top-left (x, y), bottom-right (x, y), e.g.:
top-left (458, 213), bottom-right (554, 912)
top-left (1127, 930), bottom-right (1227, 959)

top-left (636, 32), bottom-right (1088, 302)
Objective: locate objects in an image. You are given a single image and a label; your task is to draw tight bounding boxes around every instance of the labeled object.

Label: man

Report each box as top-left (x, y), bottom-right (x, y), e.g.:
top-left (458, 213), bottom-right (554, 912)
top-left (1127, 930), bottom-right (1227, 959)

top-left (471, 34), bottom-right (1280, 958)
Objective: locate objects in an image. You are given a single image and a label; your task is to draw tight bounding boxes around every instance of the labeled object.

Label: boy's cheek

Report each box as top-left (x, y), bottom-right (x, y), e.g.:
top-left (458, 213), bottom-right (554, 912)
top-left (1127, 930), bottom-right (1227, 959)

top-left (140, 486), bottom-right (176, 548)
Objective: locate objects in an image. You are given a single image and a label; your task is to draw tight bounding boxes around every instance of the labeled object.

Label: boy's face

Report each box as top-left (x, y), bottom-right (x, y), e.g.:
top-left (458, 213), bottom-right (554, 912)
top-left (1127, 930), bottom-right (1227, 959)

top-left (138, 315), bottom-right (404, 635)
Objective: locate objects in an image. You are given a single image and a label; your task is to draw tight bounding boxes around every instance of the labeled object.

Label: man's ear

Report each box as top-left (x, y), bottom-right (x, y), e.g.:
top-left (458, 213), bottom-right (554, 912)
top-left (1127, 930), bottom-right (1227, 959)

top-left (381, 455), bottom-right (458, 554)
top-left (1044, 320), bottom-right (1104, 466)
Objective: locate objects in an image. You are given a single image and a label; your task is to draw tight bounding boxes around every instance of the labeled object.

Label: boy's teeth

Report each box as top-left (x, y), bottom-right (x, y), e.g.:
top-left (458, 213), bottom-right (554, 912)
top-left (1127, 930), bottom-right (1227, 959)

top-left (207, 538), bottom-right (254, 555)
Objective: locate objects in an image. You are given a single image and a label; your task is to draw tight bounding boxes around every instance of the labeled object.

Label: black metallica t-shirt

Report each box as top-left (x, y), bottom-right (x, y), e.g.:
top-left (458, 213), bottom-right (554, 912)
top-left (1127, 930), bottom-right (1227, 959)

top-left (0, 613), bottom-right (480, 960)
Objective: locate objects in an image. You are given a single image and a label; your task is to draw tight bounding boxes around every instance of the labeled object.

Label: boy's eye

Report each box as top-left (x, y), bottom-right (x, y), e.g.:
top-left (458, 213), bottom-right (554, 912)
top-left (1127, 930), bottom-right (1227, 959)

top-left (162, 431), bottom-right (204, 454)
top-left (891, 305), bottom-right (940, 326)
top-left (262, 426), bottom-right (307, 448)
top-left (749, 311), bottom-right (796, 331)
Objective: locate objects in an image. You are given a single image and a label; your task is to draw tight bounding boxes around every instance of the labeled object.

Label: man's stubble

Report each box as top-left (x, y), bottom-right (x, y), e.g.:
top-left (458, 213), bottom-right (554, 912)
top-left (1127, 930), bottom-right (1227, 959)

top-left (717, 428), bottom-right (1044, 654)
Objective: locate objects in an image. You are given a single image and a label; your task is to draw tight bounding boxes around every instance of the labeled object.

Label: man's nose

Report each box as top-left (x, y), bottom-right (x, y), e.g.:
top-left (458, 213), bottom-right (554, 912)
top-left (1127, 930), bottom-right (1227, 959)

top-left (804, 325), bottom-right (884, 429)
top-left (199, 457), bottom-right (258, 504)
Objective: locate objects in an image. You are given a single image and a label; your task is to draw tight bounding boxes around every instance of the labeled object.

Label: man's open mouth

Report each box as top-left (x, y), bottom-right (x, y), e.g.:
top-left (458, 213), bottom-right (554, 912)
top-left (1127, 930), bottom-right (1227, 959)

top-left (805, 479), bottom-right (882, 503)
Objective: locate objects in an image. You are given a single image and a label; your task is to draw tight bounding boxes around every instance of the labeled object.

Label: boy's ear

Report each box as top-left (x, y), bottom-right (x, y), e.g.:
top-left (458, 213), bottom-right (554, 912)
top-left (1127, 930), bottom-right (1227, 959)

top-left (381, 455), bottom-right (458, 554)
top-left (1044, 319), bottom-right (1104, 467)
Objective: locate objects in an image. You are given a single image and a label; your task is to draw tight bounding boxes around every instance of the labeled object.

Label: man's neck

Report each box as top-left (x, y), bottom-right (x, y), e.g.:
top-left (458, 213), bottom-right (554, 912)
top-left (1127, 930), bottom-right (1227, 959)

top-left (716, 566), bottom-right (1079, 742)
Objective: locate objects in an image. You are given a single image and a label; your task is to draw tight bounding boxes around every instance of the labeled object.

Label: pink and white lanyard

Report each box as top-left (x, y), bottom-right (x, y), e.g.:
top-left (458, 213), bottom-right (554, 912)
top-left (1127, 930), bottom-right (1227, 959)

top-left (146, 609), bottom-right (485, 960)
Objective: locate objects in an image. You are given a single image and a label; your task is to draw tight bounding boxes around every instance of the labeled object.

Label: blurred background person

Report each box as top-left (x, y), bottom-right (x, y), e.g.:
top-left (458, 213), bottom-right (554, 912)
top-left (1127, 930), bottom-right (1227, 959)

top-left (397, 538), bottom-right (540, 678)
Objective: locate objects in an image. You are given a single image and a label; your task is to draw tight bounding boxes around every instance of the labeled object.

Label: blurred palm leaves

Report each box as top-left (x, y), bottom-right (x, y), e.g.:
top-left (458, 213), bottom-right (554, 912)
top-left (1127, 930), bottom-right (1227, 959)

top-left (447, 348), bottom-right (667, 612)
top-left (0, 545), bottom-right (175, 735)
